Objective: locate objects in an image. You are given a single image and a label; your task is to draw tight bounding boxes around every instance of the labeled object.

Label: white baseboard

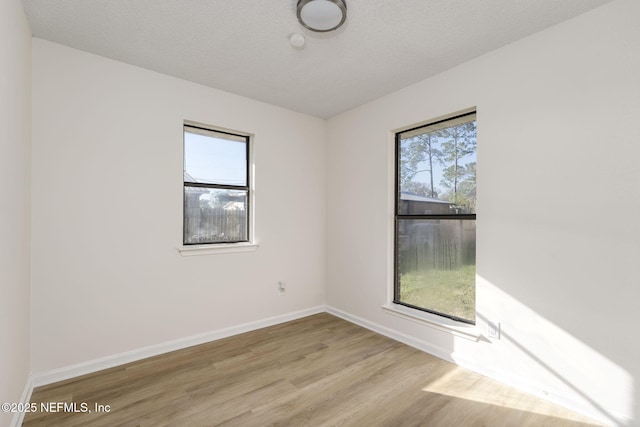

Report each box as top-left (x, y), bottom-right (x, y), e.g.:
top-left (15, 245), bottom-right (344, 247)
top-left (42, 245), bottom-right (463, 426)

top-left (23, 304), bottom-right (630, 427)
top-left (31, 306), bottom-right (324, 388)
top-left (325, 305), bottom-right (457, 365)
top-left (10, 376), bottom-right (33, 427)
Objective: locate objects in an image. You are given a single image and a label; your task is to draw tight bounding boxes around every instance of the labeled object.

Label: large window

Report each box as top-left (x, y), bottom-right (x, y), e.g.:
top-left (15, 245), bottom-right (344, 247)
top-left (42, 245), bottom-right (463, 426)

top-left (183, 124), bottom-right (250, 245)
top-left (394, 111), bottom-right (476, 324)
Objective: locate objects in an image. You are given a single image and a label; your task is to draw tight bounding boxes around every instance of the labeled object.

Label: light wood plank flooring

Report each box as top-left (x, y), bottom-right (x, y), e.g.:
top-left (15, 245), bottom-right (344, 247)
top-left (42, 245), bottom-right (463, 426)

top-left (23, 313), bottom-right (602, 426)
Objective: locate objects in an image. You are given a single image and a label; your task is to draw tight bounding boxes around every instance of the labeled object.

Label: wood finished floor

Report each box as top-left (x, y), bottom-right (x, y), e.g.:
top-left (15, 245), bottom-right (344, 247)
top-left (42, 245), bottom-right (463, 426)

top-left (23, 313), bottom-right (602, 427)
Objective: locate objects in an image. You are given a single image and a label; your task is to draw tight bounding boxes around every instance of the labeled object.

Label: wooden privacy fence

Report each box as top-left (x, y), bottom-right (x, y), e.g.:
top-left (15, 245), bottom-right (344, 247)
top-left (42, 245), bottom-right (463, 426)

top-left (398, 220), bottom-right (475, 273)
top-left (184, 201), bottom-right (247, 243)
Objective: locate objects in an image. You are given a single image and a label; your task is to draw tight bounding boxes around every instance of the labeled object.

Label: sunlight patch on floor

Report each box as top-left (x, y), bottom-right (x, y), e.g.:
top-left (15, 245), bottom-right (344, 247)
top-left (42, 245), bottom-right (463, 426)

top-left (421, 366), bottom-right (598, 424)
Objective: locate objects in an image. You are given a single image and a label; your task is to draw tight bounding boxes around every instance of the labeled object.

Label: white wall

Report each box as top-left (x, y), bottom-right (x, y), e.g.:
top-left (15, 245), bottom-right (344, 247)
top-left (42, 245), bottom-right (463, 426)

top-left (31, 39), bottom-right (326, 374)
top-left (326, 0), bottom-right (639, 425)
top-left (0, 0), bottom-right (31, 426)
top-left (24, 0), bottom-right (640, 424)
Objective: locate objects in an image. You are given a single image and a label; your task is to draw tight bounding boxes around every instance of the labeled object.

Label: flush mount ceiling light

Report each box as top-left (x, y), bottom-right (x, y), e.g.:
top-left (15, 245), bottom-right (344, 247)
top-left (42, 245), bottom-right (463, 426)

top-left (297, 0), bottom-right (347, 33)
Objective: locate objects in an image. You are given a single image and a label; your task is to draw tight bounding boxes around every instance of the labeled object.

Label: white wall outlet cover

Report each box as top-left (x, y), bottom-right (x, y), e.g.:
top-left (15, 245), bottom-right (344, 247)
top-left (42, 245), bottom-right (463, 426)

top-left (488, 321), bottom-right (501, 339)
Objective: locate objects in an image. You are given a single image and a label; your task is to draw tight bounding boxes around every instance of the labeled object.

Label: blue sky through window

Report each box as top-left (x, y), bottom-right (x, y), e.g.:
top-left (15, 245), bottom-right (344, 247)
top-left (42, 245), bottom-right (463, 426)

top-left (184, 131), bottom-right (246, 186)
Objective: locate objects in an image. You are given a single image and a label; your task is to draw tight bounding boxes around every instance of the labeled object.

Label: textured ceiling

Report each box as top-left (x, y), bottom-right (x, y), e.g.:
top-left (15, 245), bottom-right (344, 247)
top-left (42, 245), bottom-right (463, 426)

top-left (22, 0), bottom-right (612, 118)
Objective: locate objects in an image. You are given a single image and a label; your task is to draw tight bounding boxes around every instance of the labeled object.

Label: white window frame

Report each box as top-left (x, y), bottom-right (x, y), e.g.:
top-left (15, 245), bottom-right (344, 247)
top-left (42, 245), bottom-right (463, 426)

top-left (178, 121), bottom-right (257, 256)
top-left (385, 109), bottom-right (479, 339)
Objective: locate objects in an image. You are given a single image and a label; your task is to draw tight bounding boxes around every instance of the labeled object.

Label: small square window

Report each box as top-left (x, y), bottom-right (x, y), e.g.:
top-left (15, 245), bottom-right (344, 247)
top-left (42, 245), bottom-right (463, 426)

top-left (183, 125), bottom-right (250, 245)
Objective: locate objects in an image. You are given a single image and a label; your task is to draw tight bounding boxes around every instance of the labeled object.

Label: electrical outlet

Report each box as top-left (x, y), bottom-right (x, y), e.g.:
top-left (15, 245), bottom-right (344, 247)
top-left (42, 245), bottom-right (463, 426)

top-left (488, 321), bottom-right (501, 339)
top-left (278, 281), bottom-right (286, 295)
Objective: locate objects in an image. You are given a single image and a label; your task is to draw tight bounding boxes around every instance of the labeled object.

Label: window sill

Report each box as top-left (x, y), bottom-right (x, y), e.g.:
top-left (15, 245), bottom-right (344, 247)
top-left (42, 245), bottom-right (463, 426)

top-left (382, 304), bottom-right (481, 341)
top-left (178, 242), bottom-right (259, 256)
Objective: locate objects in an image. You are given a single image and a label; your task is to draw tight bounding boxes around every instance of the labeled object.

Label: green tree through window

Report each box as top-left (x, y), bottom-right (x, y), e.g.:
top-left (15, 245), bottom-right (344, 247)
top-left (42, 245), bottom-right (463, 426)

top-left (395, 112), bottom-right (476, 323)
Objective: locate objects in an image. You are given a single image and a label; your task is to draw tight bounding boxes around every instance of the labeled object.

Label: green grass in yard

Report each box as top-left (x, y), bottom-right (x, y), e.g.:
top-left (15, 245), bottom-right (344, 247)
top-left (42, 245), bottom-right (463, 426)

top-left (399, 265), bottom-right (475, 322)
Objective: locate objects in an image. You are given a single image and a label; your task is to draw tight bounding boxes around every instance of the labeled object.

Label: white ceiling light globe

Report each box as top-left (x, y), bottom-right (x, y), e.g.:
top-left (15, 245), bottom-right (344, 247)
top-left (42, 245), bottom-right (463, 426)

top-left (297, 0), bottom-right (347, 32)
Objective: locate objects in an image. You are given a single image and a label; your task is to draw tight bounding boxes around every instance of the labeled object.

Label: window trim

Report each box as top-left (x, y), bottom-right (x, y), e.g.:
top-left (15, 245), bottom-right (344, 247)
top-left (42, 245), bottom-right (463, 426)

top-left (382, 303), bottom-right (481, 341)
top-left (178, 242), bottom-right (259, 256)
top-left (392, 110), bottom-right (477, 325)
top-left (181, 122), bottom-right (255, 249)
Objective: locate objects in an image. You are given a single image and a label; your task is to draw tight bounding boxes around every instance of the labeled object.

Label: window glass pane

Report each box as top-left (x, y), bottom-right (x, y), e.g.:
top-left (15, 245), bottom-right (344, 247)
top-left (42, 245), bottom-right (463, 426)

top-left (398, 115), bottom-right (476, 214)
top-left (184, 128), bottom-right (247, 186)
top-left (184, 187), bottom-right (248, 244)
top-left (396, 219), bottom-right (476, 323)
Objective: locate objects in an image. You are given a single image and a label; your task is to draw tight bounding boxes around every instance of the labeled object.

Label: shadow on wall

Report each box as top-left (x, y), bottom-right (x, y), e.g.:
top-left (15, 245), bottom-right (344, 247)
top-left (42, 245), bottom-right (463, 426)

top-left (472, 275), bottom-right (634, 427)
